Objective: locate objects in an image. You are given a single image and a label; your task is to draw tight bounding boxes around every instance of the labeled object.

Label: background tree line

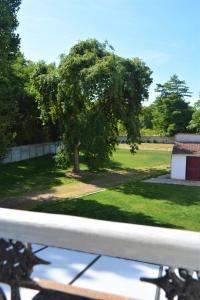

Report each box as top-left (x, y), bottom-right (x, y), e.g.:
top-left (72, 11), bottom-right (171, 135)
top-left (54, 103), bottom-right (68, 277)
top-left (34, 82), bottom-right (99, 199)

top-left (0, 0), bottom-right (59, 157)
top-left (1, 0), bottom-right (153, 173)
top-left (1, 0), bottom-right (200, 172)
top-left (139, 75), bottom-right (200, 137)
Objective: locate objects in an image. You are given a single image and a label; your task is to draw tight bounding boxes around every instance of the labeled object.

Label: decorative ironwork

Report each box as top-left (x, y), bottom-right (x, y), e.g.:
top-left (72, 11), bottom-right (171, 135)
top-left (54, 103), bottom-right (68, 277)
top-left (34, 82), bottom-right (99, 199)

top-left (0, 238), bottom-right (49, 300)
top-left (141, 267), bottom-right (200, 300)
top-left (0, 238), bottom-right (94, 299)
top-left (1, 238), bottom-right (199, 299)
top-left (0, 239), bottom-right (131, 300)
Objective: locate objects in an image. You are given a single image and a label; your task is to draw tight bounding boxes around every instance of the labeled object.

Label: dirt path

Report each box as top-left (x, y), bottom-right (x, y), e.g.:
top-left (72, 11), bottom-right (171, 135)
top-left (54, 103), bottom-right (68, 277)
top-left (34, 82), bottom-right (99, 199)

top-left (0, 172), bottom-right (136, 210)
top-left (0, 165), bottom-right (167, 210)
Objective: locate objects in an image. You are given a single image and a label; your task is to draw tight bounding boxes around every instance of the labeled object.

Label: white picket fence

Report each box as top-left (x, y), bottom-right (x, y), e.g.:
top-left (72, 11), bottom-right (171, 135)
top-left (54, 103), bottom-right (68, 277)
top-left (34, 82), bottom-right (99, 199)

top-left (1, 141), bottom-right (60, 164)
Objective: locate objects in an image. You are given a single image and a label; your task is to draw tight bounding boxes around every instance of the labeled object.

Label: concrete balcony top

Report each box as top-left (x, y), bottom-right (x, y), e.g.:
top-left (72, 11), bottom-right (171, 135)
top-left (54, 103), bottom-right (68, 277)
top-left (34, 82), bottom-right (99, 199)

top-left (0, 208), bottom-right (199, 300)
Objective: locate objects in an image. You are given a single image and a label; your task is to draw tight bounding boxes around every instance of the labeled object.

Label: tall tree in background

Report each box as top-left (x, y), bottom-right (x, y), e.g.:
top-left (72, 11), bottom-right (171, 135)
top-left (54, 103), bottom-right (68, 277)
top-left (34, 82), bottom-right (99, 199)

top-left (33, 39), bottom-right (152, 173)
top-left (12, 54), bottom-right (60, 145)
top-left (0, 0), bottom-right (21, 158)
top-left (152, 75), bottom-right (193, 136)
top-left (139, 104), bottom-right (162, 136)
top-left (187, 97), bottom-right (200, 132)
top-left (31, 61), bottom-right (60, 144)
top-left (140, 105), bottom-right (154, 129)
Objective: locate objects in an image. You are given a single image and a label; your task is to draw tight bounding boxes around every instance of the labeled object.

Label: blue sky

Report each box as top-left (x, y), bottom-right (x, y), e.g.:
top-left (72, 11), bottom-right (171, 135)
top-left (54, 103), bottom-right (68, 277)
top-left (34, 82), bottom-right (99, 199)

top-left (18, 0), bottom-right (200, 104)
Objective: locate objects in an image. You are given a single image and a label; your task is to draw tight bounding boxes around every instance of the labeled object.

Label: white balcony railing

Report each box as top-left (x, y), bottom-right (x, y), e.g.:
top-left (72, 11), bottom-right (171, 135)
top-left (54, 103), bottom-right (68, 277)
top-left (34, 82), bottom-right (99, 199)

top-left (0, 208), bottom-right (199, 271)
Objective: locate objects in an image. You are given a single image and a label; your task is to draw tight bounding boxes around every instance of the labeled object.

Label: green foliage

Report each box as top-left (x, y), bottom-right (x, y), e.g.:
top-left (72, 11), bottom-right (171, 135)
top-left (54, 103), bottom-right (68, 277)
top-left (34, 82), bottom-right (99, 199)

top-left (194, 99), bottom-right (200, 109)
top-left (0, 0), bottom-right (21, 159)
top-left (117, 57), bottom-right (153, 148)
top-left (0, 1), bottom-right (59, 149)
top-left (57, 40), bottom-right (122, 171)
top-left (14, 58), bottom-right (60, 145)
top-left (33, 39), bottom-right (152, 171)
top-left (0, 52), bottom-right (60, 147)
top-left (11, 54), bottom-right (42, 144)
top-left (155, 74), bottom-right (192, 98)
top-left (139, 105), bottom-right (154, 130)
top-left (187, 99), bottom-right (200, 132)
top-left (140, 128), bottom-right (161, 136)
top-left (32, 61), bottom-right (59, 124)
top-left (54, 142), bottom-right (71, 168)
top-left (81, 110), bottom-right (117, 169)
top-left (152, 75), bottom-right (193, 136)
top-left (117, 121), bottom-right (126, 135)
top-left (0, 0), bottom-right (21, 70)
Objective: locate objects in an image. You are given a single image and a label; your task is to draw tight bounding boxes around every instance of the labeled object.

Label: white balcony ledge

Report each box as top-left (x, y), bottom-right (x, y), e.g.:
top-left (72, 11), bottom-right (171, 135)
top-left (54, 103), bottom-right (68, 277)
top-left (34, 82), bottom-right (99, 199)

top-left (0, 208), bottom-right (199, 271)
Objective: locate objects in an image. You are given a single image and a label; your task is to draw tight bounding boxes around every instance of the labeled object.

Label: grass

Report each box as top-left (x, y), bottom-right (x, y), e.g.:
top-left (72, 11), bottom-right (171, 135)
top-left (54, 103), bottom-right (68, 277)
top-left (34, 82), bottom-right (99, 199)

top-left (35, 181), bottom-right (200, 232)
top-left (119, 143), bottom-right (173, 151)
top-left (0, 146), bottom-right (170, 199)
top-left (109, 148), bottom-right (170, 169)
top-left (0, 155), bottom-right (76, 199)
top-left (2, 143), bottom-right (200, 232)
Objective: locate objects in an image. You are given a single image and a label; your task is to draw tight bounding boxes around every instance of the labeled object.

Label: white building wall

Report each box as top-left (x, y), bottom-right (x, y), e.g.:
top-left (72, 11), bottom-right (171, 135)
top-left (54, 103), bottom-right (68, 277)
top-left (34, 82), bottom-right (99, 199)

top-left (171, 154), bottom-right (186, 180)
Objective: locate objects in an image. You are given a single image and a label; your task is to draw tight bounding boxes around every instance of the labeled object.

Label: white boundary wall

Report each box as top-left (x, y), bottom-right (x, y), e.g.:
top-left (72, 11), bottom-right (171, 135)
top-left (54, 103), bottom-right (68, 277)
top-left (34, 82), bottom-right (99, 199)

top-left (0, 208), bottom-right (199, 270)
top-left (1, 142), bottom-right (60, 164)
top-left (141, 136), bottom-right (174, 144)
top-left (171, 154), bottom-right (186, 180)
top-left (2, 136), bottom-right (174, 164)
top-left (175, 133), bottom-right (200, 143)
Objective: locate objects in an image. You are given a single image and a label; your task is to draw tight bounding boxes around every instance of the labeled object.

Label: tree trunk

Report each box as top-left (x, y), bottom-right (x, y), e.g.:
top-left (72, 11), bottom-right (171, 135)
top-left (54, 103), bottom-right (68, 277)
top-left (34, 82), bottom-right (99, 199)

top-left (73, 143), bottom-right (80, 173)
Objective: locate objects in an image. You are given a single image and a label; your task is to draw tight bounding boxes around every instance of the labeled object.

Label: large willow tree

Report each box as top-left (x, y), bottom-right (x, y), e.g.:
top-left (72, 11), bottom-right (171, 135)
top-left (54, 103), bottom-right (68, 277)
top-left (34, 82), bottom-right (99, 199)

top-left (33, 39), bottom-right (152, 173)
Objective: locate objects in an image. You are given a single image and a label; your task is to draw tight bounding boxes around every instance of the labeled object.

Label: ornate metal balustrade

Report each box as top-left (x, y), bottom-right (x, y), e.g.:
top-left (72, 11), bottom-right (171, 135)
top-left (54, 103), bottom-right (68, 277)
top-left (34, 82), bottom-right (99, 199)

top-left (0, 238), bottom-right (200, 300)
top-left (0, 209), bottom-right (199, 300)
top-left (0, 239), bottom-right (132, 300)
top-left (141, 268), bottom-right (200, 300)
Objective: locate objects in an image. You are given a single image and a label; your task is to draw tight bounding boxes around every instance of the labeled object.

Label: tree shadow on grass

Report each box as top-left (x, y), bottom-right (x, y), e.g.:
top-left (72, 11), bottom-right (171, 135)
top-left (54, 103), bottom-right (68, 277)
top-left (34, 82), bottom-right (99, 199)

top-left (0, 152), bottom-right (169, 206)
top-left (77, 166), bottom-right (169, 190)
top-left (0, 155), bottom-right (125, 199)
top-left (112, 181), bottom-right (200, 206)
top-left (0, 155), bottom-right (71, 198)
top-left (33, 198), bottom-right (183, 230)
top-left (71, 153), bottom-right (169, 186)
top-left (76, 152), bottom-right (169, 184)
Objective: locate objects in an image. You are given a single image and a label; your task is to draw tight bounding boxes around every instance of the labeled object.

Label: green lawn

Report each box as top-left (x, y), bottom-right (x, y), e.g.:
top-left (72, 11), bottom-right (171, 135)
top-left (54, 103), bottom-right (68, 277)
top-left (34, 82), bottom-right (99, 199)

top-left (2, 146), bottom-right (200, 232)
top-left (109, 149), bottom-right (170, 169)
top-left (0, 148), bottom-right (170, 199)
top-left (35, 181), bottom-right (200, 232)
top-left (0, 155), bottom-right (76, 199)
